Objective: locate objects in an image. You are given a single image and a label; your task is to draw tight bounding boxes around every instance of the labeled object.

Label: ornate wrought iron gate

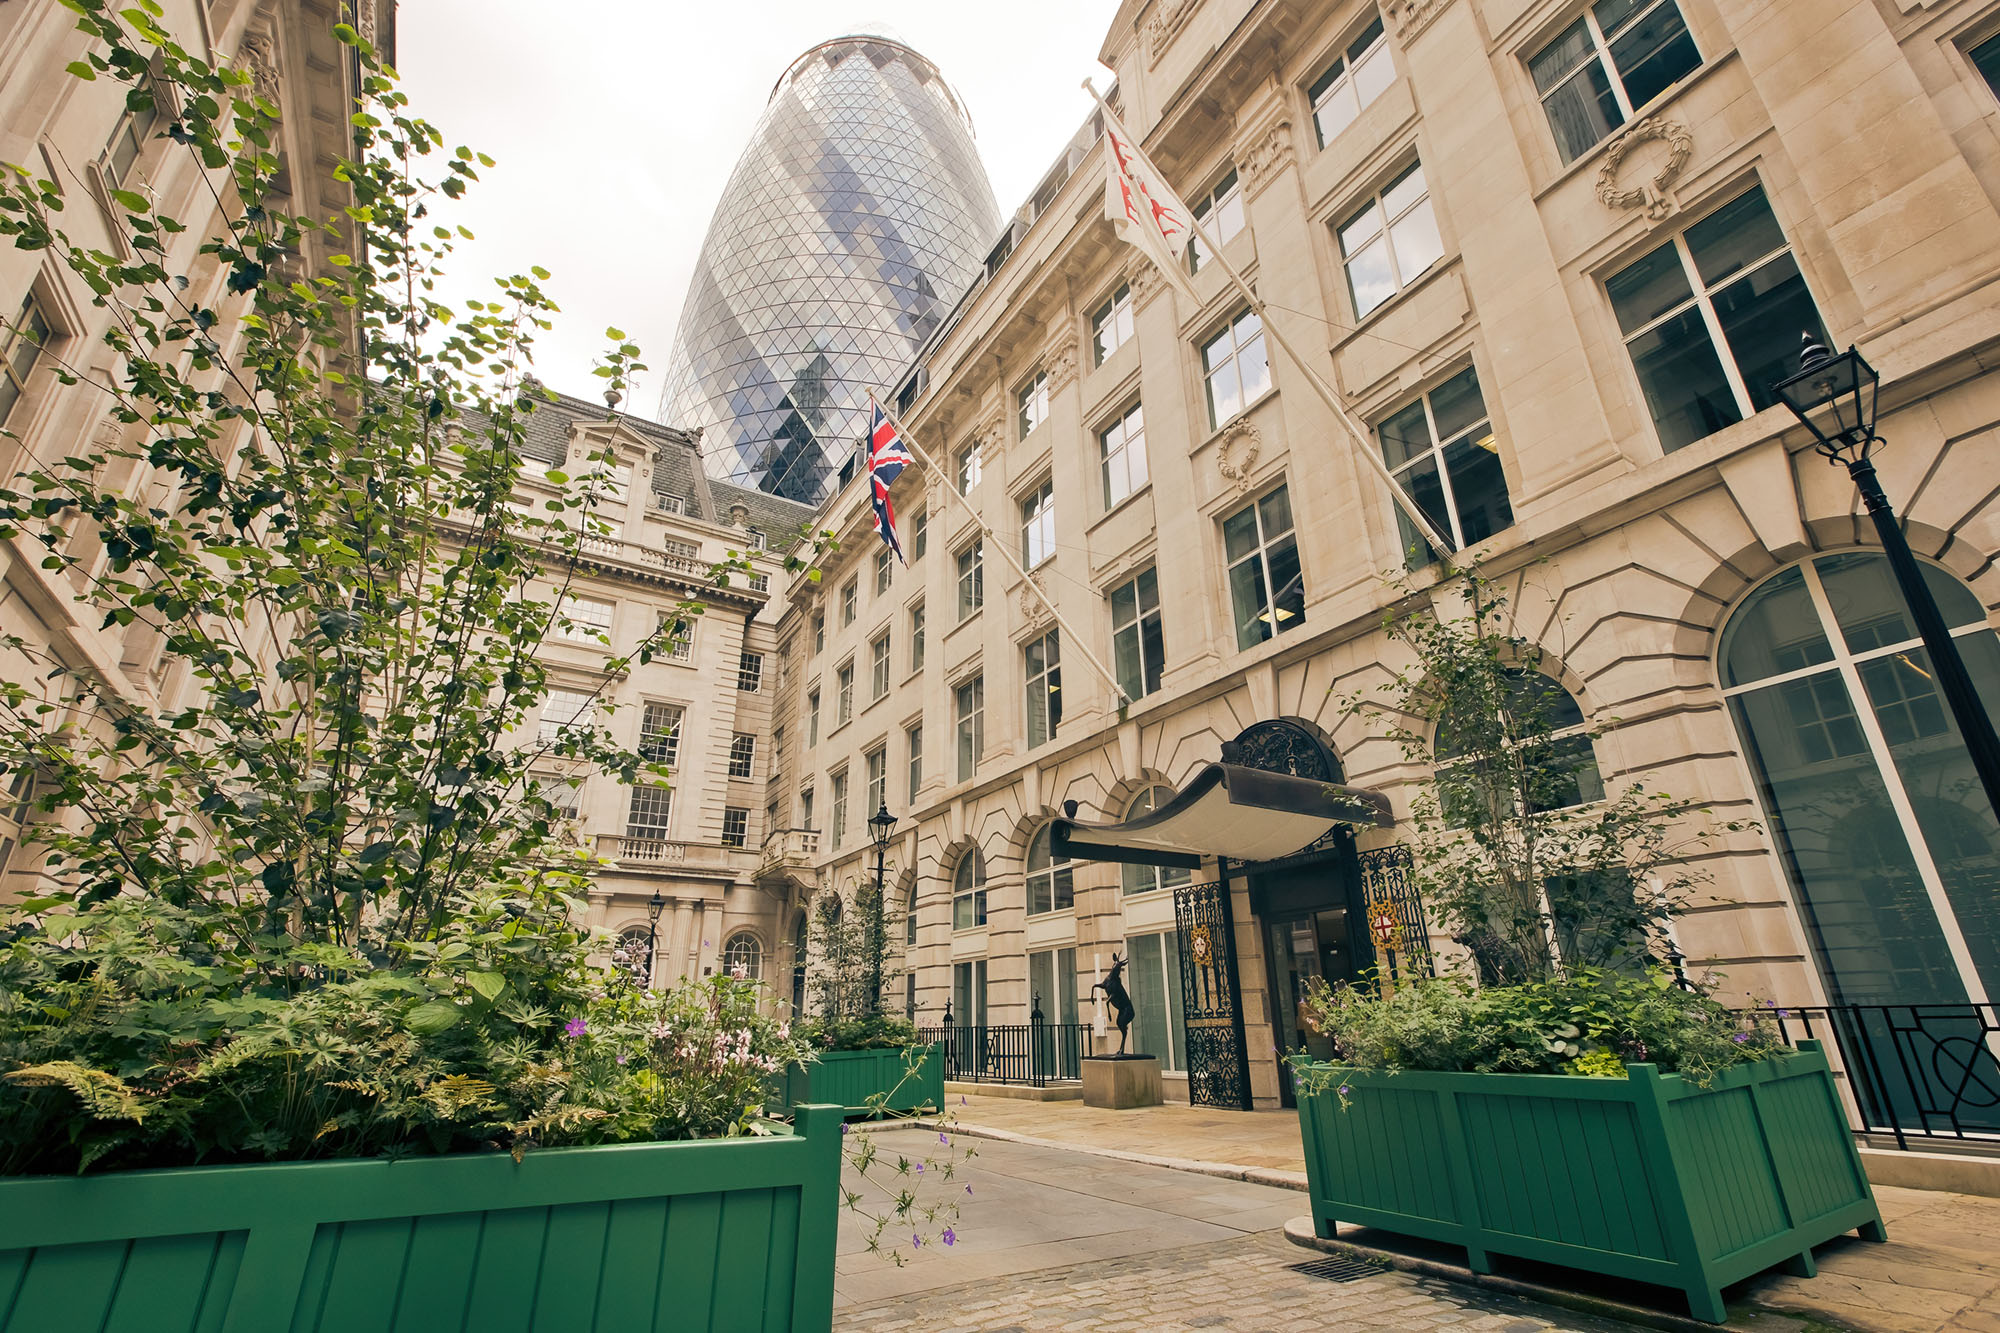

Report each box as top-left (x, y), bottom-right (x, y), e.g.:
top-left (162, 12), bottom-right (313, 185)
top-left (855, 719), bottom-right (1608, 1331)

top-left (1173, 876), bottom-right (1253, 1110)
top-left (1356, 845), bottom-right (1433, 979)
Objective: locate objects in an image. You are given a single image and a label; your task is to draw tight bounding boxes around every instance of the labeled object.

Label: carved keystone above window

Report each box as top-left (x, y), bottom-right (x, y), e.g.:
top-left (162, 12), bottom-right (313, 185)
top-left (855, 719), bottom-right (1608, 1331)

top-left (1215, 420), bottom-right (1262, 493)
top-left (1383, 0), bottom-right (1450, 41)
top-left (1128, 260), bottom-right (1165, 305)
top-left (1236, 118), bottom-right (1296, 194)
top-left (1043, 334), bottom-right (1081, 394)
top-left (1595, 116), bottom-right (1694, 221)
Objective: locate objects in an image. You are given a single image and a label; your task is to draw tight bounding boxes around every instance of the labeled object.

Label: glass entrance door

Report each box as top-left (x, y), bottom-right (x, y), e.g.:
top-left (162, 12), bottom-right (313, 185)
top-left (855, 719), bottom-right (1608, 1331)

top-left (1268, 907), bottom-right (1356, 1106)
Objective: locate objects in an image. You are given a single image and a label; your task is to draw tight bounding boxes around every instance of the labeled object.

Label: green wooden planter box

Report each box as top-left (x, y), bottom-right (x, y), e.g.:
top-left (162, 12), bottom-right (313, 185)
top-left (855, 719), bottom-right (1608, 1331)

top-left (0, 1103), bottom-right (845, 1333)
top-left (780, 1044), bottom-right (943, 1118)
top-left (1294, 1040), bottom-right (1884, 1322)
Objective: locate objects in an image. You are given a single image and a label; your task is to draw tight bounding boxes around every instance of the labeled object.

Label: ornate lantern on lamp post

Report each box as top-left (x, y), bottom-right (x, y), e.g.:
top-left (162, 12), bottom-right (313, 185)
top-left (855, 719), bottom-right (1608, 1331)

top-left (1771, 335), bottom-right (2000, 821)
top-left (644, 890), bottom-right (666, 988)
top-left (866, 804), bottom-right (898, 1015)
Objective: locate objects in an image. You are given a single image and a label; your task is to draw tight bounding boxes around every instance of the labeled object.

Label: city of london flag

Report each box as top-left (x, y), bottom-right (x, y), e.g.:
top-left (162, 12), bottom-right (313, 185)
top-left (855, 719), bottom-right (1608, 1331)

top-left (1088, 86), bottom-right (1201, 305)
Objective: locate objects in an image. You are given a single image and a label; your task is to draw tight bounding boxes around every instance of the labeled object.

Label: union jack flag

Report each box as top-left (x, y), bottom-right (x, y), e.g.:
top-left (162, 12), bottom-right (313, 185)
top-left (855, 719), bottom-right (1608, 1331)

top-left (867, 400), bottom-right (913, 563)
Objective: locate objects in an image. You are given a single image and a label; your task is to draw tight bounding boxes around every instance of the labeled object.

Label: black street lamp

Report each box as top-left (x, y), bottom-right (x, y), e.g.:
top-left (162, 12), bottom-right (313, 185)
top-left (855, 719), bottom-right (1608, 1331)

top-left (1772, 335), bottom-right (2000, 821)
top-left (867, 803), bottom-right (898, 1015)
top-left (644, 890), bottom-right (666, 988)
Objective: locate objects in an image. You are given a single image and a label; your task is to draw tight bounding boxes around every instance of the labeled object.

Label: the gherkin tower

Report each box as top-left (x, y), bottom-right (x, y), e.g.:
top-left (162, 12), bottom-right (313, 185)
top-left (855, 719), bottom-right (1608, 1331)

top-left (656, 36), bottom-right (1001, 505)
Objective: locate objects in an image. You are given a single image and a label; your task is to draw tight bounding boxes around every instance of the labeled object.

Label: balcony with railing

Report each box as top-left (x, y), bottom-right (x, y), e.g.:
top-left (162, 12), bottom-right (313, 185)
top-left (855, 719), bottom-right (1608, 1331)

top-left (592, 834), bottom-right (742, 875)
top-left (756, 827), bottom-right (821, 877)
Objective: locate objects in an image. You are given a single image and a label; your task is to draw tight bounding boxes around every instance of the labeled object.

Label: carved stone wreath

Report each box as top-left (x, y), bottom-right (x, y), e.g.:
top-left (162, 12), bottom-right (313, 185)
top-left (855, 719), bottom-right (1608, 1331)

top-left (1595, 116), bottom-right (1695, 221)
top-left (1019, 572), bottom-right (1053, 629)
top-left (1215, 420), bottom-right (1262, 492)
top-left (1144, 0), bottom-right (1198, 66)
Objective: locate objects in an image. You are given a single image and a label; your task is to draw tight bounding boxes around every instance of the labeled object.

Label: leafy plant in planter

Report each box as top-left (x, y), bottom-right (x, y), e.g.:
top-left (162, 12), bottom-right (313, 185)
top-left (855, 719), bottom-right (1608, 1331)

top-left (800, 883), bottom-right (916, 1050)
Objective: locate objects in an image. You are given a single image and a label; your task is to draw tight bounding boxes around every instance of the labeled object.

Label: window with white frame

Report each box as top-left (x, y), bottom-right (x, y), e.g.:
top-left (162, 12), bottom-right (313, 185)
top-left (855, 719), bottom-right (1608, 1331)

top-left (870, 632), bottom-right (891, 701)
top-left (737, 651), bottom-right (764, 692)
top-left (1187, 168), bottom-right (1245, 273)
top-left (1017, 370), bottom-right (1049, 439)
top-left (1223, 484), bottom-right (1304, 651)
top-left (728, 733), bottom-right (756, 779)
top-left (1377, 365), bottom-right (1513, 569)
top-left (1121, 786), bottom-right (1193, 895)
top-left (807, 689), bottom-right (821, 746)
top-left (540, 688), bottom-right (595, 743)
top-left (1025, 825), bottom-right (1074, 915)
top-left (1024, 630), bottom-right (1062, 748)
top-left (812, 614), bottom-right (825, 655)
top-left (800, 787), bottom-right (814, 830)
top-left (907, 723), bottom-right (924, 803)
top-left (841, 577), bottom-right (858, 626)
top-left (956, 540), bottom-right (984, 621)
top-left (1021, 479), bottom-right (1056, 569)
top-left (909, 600), bottom-right (926, 673)
top-left (1125, 931), bottom-right (1188, 1071)
top-left (748, 572), bottom-right (770, 592)
top-left (1110, 568), bottom-right (1165, 702)
top-left (1530, 0), bottom-right (1699, 165)
top-left (0, 293), bottom-right (54, 430)
top-left (552, 596), bottom-right (613, 645)
top-left (658, 613), bottom-right (694, 663)
top-left (836, 660), bottom-right (854, 727)
top-left (637, 701), bottom-right (683, 768)
top-left (830, 769), bottom-right (848, 851)
top-left (1309, 14), bottom-right (1393, 148)
top-left (875, 547), bottom-right (893, 596)
top-left (1027, 946), bottom-right (1079, 1024)
top-left (1200, 309), bottom-right (1271, 429)
top-left (721, 808), bottom-right (750, 848)
top-left (747, 529), bottom-right (767, 551)
top-left (722, 931), bottom-right (762, 979)
top-left (1092, 282), bottom-right (1134, 365)
top-left (104, 74), bottom-right (165, 188)
top-left (1099, 402), bottom-right (1148, 508)
top-left (1338, 161), bottom-right (1444, 318)
top-left (865, 746), bottom-right (887, 817)
top-left (1606, 184), bottom-right (1826, 454)
top-left (657, 493), bottom-right (686, 516)
top-left (956, 439), bottom-right (983, 495)
top-left (624, 783), bottom-right (672, 844)
top-left (910, 508), bottom-right (928, 560)
top-left (953, 848), bottom-right (988, 929)
top-left (955, 676), bottom-right (985, 781)
top-left (953, 958), bottom-right (988, 1025)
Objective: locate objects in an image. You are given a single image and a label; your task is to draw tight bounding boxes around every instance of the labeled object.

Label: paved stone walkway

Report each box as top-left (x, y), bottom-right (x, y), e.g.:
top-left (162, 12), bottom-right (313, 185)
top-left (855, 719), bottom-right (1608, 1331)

top-left (836, 1230), bottom-right (1632, 1333)
top-left (943, 1091), bottom-right (1306, 1180)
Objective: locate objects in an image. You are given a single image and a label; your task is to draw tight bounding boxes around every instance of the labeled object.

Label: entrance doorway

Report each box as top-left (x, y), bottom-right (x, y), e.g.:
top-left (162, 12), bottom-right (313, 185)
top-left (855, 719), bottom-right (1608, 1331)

top-left (1252, 857), bottom-right (1365, 1107)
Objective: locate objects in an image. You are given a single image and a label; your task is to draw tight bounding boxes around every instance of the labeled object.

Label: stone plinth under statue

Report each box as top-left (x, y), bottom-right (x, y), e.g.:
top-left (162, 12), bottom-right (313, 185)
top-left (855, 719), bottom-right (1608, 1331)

top-left (1081, 1054), bottom-right (1162, 1109)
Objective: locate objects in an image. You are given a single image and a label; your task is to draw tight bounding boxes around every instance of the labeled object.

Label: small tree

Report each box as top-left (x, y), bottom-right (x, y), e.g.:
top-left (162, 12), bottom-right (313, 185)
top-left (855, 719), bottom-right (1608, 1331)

top-left (802, 884), bottom-right (913, 1049)
top-left (1343, 567), bottom-right (1748, 987)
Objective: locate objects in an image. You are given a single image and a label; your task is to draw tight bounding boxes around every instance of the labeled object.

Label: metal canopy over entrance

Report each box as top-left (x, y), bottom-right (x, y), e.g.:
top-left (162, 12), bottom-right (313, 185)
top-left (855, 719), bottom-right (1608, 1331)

top-left (1051, 718), bottom-right (1410, 1110)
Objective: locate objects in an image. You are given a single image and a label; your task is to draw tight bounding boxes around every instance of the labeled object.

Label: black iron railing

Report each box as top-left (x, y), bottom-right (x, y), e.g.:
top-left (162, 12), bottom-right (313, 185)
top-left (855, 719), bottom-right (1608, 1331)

top-left (1762, 1003), bottom-right (2000, 1150)
top-left (918, 1023), bottom-right (1092, 1086)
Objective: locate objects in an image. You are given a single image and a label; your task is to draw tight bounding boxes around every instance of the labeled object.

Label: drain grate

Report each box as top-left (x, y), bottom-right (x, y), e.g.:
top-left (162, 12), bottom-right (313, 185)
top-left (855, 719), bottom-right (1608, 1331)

top-left (1288, 1255), bottom-right (1382, 1284)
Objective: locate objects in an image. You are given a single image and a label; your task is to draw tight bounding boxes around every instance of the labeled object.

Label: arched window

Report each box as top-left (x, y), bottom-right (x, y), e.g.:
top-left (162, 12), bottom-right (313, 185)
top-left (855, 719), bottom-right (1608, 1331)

top-left (1433, 667), bottom-right (1603, 826)
top-left (952, 848), bottom-right (987, 929)
top-left (1120, 785), bottom-right (1193, 896)
top-left (722, 931), bottom-right (762, 982)
top-left (1720, 552), bottom-right (2000, 1005)
top-left (1025, 825), bottom-right (1074, 915)
top-left (614, 925), bottom-right (653, 985)
top-left (790, 912), bottom-right (808, 1012)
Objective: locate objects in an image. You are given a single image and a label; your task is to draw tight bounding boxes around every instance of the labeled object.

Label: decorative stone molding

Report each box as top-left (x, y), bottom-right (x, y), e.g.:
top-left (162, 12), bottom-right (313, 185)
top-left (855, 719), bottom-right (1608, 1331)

top-left (237, 30), bottom-right (281, 106)
top-left (1144, 0), bottom-right (1198, 66)
top-left (1236, 118), bottom-right (1296, 195)
top-left (1042, 334), bottom-right (1081, 394)
top-left (1215, 420), bottom-right (1262, 493)
top-left (1019, 572), bottom-right (1053, 630)
top-left (1382, 0), bottom-right (1450, 41)
top-left (1127, 260), bottom-right (1164, 305)
top-left (1595, 116), bottom-right (1695, 221)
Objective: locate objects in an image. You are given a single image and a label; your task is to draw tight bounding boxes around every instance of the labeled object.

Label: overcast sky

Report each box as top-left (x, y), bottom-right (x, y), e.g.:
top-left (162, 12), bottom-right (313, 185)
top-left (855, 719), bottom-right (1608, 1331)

top-left (396, 2), bottom-right (1118, 414)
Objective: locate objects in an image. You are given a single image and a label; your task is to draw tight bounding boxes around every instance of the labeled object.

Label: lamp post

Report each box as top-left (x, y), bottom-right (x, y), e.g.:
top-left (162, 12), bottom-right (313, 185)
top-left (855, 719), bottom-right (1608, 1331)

top-left (1771, 335), bottom-right (2000, 821)
top-left (866, 804), bottom-right (897, 1015)
top-left (644, 890), bottom-right (666, 988)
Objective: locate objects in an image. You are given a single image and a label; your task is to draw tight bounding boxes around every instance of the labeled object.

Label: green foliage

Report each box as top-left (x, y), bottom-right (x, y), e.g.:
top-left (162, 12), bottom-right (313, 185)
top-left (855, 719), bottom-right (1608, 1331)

top-left (802, 882), bottom-right (911, 1046)
top-left (838, 1047), bottom-right (976, 1265)
top-left (1295, 969), bottom-right (1788, 1091)
top-left (0, 5), bottom-right (832, 1175)
top-left (1341, 565), bottom-right (1752, 984)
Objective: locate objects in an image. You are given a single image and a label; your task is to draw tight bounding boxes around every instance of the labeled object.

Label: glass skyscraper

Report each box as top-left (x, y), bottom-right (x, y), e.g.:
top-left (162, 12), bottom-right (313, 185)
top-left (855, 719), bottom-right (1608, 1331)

top-left (657, 36), bottom-right (1001, 504)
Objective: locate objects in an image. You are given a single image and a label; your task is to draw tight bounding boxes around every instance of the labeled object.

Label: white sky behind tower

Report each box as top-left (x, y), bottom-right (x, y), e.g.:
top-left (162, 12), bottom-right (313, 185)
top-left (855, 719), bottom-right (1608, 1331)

top-left (397, 1), bottom-right (1119, 414)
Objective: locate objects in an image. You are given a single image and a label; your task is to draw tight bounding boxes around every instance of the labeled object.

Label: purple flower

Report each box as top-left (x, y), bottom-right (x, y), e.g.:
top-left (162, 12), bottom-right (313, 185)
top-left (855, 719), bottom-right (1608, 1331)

top-left (965, 1185), bottom-right (973, 1195)
top-left (1732, 1032), bottom-right (1750, 1043)
top-left (1339, 1085), bottom-right (1352, 1097)
top-left (840, 1123), bottom-right (850, 1136)
top-left (939, 1132), bottom-right (949, 1144)
top-left (915, 1162), bottom-right (924, 1173)
top-left (564, 1017), bottom-right (588, 1039)
top-left (942, 1227), bottom-right (956, 1246)
top-left (615, 1052), bottom-right (628, 1065)
top-left (912, 1234), bottom-right (922, 1249)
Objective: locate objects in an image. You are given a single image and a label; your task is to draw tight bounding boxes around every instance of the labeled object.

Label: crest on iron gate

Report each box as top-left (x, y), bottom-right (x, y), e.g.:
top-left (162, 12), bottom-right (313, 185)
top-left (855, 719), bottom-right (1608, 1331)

top-left (1355, 845), bottom-right (1433, 979)
top-left (1173, 877), bottom-right (1253, 1110)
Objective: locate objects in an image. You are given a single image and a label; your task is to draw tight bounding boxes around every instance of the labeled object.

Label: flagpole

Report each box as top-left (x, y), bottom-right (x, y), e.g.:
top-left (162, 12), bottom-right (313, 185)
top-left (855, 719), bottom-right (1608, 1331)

top-left (869, 392), bottom-right (1134, 710)
top-left (1082, 81), bottom-right (1457, 561)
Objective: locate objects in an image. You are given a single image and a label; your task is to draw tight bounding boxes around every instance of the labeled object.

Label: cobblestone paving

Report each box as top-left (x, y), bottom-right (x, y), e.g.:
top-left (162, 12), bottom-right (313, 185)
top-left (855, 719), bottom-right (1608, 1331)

top-left (835, 1231), bottom-right (1620, 1333)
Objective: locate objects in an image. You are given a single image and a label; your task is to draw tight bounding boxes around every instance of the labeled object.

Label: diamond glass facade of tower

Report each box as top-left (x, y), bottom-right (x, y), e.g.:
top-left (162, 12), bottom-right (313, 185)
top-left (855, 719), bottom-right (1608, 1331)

top-left (658, 36), bottom-right (1001, 505)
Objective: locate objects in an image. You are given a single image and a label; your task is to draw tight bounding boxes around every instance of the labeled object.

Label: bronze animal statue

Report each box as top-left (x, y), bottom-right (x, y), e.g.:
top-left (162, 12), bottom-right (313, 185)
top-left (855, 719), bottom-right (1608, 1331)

top-left (1091, 953), bottom-right (1136, 1055)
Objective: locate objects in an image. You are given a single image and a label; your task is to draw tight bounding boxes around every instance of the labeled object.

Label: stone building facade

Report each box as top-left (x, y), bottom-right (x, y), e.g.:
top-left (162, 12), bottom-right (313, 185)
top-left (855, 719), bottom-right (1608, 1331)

top-left (766, 0), bottom-right (2000, 1109)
